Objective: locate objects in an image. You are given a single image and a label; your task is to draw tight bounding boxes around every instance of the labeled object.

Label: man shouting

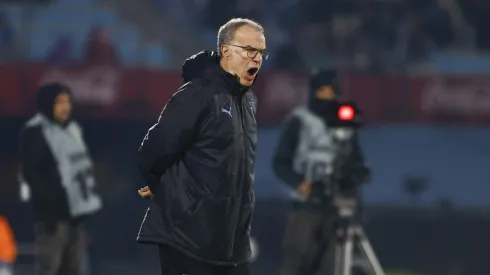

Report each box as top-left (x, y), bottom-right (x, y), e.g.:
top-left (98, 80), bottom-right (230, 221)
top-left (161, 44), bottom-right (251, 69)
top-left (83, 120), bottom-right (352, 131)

top-left (136, 18), bottom-right (267, 275)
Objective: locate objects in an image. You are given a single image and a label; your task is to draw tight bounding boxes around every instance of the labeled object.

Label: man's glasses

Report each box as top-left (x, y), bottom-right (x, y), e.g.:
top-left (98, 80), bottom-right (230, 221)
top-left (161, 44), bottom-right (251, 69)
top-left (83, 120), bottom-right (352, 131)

top-left (228, 44), bottom-right (269, 60)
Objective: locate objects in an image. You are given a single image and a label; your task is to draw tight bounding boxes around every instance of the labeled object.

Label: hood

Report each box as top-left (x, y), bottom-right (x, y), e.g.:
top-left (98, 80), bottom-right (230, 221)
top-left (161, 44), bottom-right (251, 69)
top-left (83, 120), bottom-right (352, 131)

top-left (36, 82), bottom-right (71, 122)
top-left (181, 50), bottom-right (258, 95)
top-left (182, 50), bottom-right (220, 83)
top-left (308, 69), bottom-right (341, 115)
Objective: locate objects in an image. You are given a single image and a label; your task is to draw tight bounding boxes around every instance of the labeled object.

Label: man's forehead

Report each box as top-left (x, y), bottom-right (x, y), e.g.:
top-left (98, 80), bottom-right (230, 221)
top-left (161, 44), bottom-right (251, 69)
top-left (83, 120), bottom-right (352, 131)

top-left (56, 93), bottom-right (70, 100)
top-left (234, 26), bottom-right (266, 49)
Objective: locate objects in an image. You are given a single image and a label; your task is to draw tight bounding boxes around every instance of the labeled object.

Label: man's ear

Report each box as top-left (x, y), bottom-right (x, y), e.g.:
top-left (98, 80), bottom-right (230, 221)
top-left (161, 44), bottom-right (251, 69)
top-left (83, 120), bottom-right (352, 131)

top-left (221, 45), bottom-right (231, 59)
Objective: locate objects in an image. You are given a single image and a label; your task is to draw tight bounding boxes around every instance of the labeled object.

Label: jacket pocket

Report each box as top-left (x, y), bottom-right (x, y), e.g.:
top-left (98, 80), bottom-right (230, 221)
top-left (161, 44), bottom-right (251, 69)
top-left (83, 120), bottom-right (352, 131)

top-left (170, 195), bottom-right (203, 225)
top-left (173, 196), bottom-right (238, 260)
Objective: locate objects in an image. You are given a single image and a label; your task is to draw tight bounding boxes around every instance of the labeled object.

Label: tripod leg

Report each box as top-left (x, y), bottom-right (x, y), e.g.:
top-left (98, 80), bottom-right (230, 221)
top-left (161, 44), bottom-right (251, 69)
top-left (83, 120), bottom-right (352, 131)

top-left (354, 227), bottom-right (385, 275)
top-left (342, 227), bottom-right (354, 275)
top-left (334, 222), bottom-right (352, 275)
top-left (334, 240), bottom-right (345, 275)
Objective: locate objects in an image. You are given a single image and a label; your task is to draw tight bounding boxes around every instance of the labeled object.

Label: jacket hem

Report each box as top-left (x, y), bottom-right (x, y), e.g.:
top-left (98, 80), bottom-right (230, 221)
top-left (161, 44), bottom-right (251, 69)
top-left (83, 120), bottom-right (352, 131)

top-left (136, 235), bottom-right (251, 266)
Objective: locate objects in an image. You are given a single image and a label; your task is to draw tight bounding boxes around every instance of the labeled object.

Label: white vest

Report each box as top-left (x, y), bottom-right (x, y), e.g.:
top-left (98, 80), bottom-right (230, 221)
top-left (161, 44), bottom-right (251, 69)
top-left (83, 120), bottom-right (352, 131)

top-left (21, 114), bottom-right (102, 217)
top-left (291, 107), bottom-right (354, 182)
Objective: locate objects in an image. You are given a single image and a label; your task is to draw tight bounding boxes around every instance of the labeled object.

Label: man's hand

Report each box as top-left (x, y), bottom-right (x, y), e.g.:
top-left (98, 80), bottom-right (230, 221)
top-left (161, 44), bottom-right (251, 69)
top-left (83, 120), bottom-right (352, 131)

top-left (138, 186), bottom-right (153, 199)
top-left (297, 180), bottom-right (312, 197)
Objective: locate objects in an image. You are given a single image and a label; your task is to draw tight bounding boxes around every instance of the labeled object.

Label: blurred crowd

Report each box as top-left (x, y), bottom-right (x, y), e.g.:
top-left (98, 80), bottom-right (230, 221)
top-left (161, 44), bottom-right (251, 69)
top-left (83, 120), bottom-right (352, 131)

top-left (166, 0), bottom-right (488, 71)
top-left (0, 8), bottom-right (120, 66)
top-left (48, 26), bottom-right (119, 66)
top-left (0, 0), bottom-right (490, 71)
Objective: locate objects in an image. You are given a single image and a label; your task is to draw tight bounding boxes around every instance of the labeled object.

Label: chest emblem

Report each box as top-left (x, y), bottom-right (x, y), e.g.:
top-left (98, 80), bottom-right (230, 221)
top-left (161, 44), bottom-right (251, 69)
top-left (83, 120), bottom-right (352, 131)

top-left (221, 106), bottom-right (232, 118)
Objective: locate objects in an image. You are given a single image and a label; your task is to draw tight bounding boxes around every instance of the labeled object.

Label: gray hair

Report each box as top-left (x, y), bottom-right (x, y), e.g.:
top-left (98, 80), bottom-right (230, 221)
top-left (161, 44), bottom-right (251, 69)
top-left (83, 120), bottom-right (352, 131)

top-left (217, 18), bottom-right (264, 56)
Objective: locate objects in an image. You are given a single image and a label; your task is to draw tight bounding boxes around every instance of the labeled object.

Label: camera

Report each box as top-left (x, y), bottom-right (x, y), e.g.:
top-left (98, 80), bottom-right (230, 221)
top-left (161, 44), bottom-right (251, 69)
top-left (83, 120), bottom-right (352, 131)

top-left (304, 100), bottom-right (369, 201)
top-left (324, 100), bottom-right (363, 129)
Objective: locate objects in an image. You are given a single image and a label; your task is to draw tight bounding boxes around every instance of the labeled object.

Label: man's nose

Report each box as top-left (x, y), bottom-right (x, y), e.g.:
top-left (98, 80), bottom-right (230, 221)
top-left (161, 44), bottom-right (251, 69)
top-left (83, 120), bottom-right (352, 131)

top-left (253, 52), bottom-right (263, 63)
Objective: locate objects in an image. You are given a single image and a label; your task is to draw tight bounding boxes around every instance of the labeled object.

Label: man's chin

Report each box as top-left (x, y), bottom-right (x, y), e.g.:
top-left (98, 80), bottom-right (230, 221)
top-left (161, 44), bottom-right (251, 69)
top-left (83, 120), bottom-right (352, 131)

top-left (240, 79), bottom-right (254, 87)
top-left (57, 116), bottom-right (70, 123)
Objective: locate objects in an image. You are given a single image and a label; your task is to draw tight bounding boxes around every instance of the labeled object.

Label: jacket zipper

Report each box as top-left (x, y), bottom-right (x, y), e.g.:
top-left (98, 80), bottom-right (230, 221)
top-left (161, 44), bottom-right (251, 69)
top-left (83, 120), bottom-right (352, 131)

top-left (231, 95), bottom-right (247, 266)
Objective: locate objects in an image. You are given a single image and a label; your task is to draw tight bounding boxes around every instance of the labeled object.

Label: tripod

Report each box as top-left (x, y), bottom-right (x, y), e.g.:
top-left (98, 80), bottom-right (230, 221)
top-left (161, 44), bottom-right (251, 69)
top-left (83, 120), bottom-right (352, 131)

top-left (332, 197), bottom-right (385, 275)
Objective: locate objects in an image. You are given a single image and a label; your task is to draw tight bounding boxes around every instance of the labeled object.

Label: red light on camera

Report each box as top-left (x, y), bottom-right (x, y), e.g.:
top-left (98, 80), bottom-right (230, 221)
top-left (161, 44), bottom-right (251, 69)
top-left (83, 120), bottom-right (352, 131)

top-left (338, 105), bottom-right (354, 120)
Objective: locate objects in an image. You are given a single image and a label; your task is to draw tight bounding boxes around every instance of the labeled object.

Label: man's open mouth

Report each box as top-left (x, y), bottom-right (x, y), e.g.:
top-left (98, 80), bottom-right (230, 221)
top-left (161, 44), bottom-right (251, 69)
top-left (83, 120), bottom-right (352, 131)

top-left (247, 67), bottom-right (259, 76)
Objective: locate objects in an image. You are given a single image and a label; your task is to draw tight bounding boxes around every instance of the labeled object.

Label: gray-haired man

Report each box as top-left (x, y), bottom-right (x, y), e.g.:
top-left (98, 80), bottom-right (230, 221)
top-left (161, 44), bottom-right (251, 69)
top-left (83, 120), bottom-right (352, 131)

top-left (136, 18), bottom-right (267, 275)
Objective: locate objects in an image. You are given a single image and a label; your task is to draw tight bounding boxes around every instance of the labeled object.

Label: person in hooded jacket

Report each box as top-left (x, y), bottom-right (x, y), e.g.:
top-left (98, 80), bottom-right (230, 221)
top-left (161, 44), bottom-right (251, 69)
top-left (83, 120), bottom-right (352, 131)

top-left (135, 18), bottom-right (267, 275)
top-left (18, 83), bottom-right (102, 275)
top-left (272, 69), bottom-right (369, 275)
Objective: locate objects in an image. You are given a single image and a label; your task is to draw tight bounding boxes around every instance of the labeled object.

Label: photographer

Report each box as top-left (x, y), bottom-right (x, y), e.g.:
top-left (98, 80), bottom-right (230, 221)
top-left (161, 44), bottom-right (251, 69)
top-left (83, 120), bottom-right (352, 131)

top-left (272, 70), bottom-right (369, 275)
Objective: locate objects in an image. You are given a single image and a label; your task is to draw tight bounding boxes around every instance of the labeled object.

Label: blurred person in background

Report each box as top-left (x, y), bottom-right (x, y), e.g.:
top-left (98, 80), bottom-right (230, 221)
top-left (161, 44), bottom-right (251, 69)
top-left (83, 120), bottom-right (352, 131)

top-left (84, 26), bottom-right (119, 66)
top-left (0, 13), bottom-right (12, 43)
top-left (136, 18), bottom-right (265, 275)
top-left (0, 214), bottom-right (17, 275)
top-left (18, 83), bottom-right (102, 275)
top-left (0, 12), bottom-right (13, 59)
top-left (272, 70), bottom-right (369, 275)
top-left (48, 35), bottom-right (74, 65)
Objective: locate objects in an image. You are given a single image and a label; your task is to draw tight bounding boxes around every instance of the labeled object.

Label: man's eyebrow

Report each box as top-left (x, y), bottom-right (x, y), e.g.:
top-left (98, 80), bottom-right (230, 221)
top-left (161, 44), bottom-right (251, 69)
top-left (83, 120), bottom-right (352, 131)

top-left (244, 45), bottom-right (266, 50)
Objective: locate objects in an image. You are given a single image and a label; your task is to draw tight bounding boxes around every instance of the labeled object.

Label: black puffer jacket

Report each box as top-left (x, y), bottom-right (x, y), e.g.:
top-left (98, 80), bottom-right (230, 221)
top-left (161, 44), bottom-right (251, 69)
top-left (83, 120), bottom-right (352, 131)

top-left (136, 51), bottom-right (257, 265)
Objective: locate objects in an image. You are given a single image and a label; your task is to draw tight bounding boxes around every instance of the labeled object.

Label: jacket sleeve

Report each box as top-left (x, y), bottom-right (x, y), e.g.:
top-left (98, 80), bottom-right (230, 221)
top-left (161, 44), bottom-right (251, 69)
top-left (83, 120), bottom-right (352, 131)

top-left (19, 126), bottom-right (61, 212)
top-left (137, 85), bottom-right (209, 193)
top-left (272, 116), bottom-right (305, 189)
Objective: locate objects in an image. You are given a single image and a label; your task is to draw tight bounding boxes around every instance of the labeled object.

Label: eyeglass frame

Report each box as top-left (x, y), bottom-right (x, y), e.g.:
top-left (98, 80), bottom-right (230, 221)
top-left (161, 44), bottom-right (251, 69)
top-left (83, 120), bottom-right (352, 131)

top-left (226, 44), bottom-right (269, 60)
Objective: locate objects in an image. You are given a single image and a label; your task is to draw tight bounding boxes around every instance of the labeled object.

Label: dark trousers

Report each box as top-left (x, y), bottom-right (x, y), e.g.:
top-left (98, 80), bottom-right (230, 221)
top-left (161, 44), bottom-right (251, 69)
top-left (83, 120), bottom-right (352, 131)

top-left (280, 208), bottom-right (337, 275)
top-left (159, 245), bottom-right (250, 275)
top-left (34, 221), bottom-right (88, 275)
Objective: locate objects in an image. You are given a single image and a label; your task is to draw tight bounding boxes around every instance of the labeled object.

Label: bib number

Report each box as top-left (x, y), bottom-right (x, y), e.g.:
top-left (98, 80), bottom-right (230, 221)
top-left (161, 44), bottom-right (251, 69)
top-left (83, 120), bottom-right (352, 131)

top-left (74, 167), bottom-right (95, 201)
